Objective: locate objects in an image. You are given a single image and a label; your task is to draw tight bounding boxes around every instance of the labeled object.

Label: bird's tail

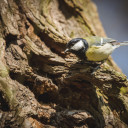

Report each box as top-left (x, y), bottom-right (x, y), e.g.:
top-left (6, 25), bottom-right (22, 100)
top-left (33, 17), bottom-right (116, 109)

top-left (112, 41), bottom-right (128, 47)
top-left (118, 41), bottom-right (128, 46)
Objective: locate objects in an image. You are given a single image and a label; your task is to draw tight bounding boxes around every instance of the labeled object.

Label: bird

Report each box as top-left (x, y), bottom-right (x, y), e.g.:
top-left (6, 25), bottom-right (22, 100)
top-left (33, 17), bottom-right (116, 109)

top-left (65, 36), bottom-right (128, 62)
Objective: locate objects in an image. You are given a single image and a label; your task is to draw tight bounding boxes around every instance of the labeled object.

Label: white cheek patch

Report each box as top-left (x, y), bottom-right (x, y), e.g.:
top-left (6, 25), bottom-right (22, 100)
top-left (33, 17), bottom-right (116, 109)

top-left (71, 40), bottom-right (84, 51)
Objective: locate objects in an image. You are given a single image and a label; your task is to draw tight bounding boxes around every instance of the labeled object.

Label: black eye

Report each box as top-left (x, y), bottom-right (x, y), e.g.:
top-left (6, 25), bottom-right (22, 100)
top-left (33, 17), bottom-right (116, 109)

top-left (66, 42), bottom-right (74, 48)
top-left (67, 39), bottom-right (79, 47)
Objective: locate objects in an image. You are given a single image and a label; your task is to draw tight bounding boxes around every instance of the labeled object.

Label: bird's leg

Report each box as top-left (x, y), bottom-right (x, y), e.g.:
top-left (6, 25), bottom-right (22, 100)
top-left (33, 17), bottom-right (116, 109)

top-left (91, 60), bottom-right (105, 75)
top-left (77, 59), bottom-right (105, 75)
top-left (91, 65), bottom-right (101, 75)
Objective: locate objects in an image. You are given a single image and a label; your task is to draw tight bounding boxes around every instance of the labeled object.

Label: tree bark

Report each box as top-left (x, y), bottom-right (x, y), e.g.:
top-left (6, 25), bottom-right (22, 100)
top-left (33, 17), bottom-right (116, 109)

top-left (0, 0), bottom-right (128, 127)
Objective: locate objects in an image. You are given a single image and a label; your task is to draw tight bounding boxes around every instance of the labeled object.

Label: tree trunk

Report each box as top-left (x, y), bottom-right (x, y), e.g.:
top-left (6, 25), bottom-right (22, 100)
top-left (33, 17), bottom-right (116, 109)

top-left (0, 0), bottom-right (128, 127)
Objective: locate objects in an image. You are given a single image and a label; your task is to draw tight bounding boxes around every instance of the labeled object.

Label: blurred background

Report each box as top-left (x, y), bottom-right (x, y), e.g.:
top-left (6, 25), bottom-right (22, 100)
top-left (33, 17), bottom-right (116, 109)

top-left (93, 0), bottom-right (128, 76)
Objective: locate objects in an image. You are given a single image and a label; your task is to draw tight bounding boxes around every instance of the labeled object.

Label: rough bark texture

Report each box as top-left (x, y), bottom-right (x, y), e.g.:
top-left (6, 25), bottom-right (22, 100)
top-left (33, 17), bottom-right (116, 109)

top-left (0, 0), bottom-right (128, 128)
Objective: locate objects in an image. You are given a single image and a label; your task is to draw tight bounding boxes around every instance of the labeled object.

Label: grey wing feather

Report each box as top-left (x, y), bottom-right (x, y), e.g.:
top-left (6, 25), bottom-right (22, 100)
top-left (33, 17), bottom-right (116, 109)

top-left (100, 37), bottom-right (117, 45)
top-left (93, 37), bottom-right (116, 47)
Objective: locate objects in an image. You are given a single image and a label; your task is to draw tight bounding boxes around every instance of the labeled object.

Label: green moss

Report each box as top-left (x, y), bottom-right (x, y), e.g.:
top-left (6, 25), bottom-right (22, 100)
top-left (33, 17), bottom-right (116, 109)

top-left (115, 72), bottom-right (126, 80)
top-left (120, 87), bottom-right (128, 95)
top-left (0, 78), bottom-right (14, 106)
top-left (102, 64), bottom-right (127, 80)
top-left (0, 62), bottom-right (9, 77)
top-left (76, 16), bottom-right (92, 35)
top-left (70, 31), bottom-right (74, 38)
top-left (40, 0), bottom-right (51, 14)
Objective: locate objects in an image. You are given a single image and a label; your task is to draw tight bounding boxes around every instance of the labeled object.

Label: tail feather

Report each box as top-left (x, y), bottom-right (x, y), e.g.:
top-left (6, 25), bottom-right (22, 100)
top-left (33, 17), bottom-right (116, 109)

top-left (112, 41), bottom-right (128, 46)
top-left (119, 41), bottom-right (128, 46)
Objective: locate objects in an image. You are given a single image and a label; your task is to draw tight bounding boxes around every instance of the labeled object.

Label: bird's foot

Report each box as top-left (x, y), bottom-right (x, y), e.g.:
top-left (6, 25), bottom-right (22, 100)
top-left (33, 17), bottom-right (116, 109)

top-left (91, 65), bottom-right (101, 75)
top-left (91, 61), bottom-right (105, 75)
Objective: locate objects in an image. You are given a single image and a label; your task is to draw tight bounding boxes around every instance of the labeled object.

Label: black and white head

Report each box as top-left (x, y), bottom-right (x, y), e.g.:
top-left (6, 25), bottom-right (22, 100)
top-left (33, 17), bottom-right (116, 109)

top-left (65, 38), bottom-right (88, 59)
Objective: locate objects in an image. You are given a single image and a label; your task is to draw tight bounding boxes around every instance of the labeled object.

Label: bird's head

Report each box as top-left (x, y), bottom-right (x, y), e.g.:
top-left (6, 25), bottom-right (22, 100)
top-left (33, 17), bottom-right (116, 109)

top-left (65, 38), bottom-right (88, 59)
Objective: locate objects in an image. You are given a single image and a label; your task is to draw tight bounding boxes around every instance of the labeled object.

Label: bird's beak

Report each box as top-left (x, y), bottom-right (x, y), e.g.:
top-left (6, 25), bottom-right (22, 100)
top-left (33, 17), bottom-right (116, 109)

top-left (64, 48), bottom-right (69, 53)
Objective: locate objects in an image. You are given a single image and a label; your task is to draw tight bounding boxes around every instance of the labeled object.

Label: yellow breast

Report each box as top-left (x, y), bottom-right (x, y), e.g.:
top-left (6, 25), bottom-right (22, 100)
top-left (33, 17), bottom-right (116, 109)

top-left (86, 43), bottom-right (115, 61)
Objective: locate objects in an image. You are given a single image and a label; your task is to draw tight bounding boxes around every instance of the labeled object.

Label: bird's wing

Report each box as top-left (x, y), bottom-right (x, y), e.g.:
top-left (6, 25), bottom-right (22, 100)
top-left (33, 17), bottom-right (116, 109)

top-left (84, 36), bottom-right (117, 47)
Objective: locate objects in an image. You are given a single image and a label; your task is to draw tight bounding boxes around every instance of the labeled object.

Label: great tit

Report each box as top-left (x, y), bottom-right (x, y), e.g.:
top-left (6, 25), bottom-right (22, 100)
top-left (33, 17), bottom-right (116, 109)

top-left (65, 36), bottom-right (128, 62)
